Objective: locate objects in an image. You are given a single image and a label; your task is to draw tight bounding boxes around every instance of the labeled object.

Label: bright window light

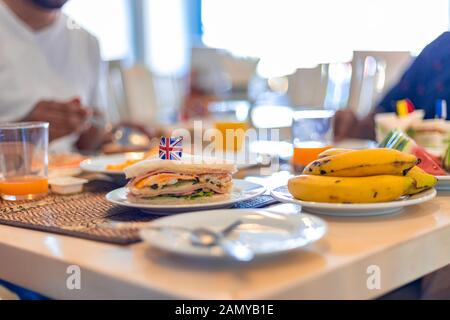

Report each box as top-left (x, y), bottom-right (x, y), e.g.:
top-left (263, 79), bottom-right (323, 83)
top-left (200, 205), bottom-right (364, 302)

top-left (144, 0), bottom-right (189, 76)
top-left (202, 0), bottom-right (449, 74)
top-left (63, 0), bottom-right (131, 61)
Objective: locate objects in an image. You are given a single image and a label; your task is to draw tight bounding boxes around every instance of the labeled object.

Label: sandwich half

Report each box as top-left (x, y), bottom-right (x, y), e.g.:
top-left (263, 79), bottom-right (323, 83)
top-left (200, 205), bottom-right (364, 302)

top-left (124, 156), bottom-right (237, 204)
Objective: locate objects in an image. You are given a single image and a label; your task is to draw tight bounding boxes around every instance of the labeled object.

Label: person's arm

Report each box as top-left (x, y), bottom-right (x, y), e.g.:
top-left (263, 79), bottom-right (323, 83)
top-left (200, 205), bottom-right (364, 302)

top-left (334, 109), bottom-right (376, 141)
top-left (75, 109), bottom-right (111, 151)
top-left (23, 99), bottom-right (89, 142)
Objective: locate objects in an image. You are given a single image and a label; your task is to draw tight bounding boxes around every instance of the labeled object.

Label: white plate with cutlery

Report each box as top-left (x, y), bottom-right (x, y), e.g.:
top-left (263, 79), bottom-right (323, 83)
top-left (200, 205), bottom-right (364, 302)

top-left (139, 209), bottom-right (327, 260)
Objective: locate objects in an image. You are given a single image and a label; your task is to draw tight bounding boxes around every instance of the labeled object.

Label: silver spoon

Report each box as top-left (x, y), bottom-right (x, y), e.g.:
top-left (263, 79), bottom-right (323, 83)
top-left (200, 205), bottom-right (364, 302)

top-left (190, 220), bottom-right (255, 262)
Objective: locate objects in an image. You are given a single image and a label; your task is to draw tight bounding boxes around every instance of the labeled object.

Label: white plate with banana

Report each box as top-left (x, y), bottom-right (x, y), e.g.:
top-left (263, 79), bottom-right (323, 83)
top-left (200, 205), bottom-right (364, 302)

top-left (271, 186), bottom-right (436, 216)
top-left (274, 148), bottom-right (438, 217)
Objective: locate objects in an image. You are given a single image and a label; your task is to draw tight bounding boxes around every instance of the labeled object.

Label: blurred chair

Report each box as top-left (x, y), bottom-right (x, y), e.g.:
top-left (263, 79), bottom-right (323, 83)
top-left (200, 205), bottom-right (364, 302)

top-left (323, 62), bottom-right (353, 111)
top-left (191, 47), bottom-right (258, 99)
top-left (190, 47), bottom-right (231, 96)
top-left (153, 75), bottom-right (185, 124)
top-left (121, 64), bottom-right (158, 126)
top-left (347, 51), bottom-right (412, 117)
top-left (287, 65), bottom-right (329, 108)
top-left (220, 53), bottom-right (258, 96)
top-left (106, 60), bottom-right (128, 125)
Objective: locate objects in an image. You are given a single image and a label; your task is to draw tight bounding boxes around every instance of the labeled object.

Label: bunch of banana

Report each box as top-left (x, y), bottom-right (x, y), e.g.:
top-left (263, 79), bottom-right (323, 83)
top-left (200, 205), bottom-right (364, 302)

top-left (288, 148), bottom-right (437, 203)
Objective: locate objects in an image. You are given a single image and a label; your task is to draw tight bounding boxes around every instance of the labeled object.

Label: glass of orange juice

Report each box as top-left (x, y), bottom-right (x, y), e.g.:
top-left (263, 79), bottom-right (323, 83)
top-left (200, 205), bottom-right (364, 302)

top-left (214, 121), bottom-right (249, 152)
top-left (209, 101), bottom-right (250, 152)
top-left (0, 122), bottom-right (49, 201)
top-left (291, 110), bottom-right (334, 171)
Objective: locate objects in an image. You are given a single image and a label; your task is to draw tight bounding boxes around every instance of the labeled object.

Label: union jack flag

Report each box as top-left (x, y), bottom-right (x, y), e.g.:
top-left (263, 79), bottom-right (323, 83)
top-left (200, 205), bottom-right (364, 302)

top-left (159, 136), bottom-right (183, 160)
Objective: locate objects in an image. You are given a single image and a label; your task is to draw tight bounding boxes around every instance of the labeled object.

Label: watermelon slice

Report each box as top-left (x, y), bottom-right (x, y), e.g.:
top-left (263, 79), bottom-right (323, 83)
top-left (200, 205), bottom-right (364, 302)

top-left (379, 129), bottom-right (448, 176)
top-left (412, 146), bottom-right (448, 175)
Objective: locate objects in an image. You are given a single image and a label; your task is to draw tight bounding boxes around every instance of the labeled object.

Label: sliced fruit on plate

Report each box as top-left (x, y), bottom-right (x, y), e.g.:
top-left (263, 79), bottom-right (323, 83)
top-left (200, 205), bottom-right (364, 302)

top-left (379, 129), bottom-right (448, 176)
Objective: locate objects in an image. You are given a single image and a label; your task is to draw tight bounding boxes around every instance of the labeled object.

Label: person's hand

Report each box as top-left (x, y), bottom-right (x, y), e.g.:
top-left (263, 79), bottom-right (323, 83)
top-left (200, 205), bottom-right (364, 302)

top-left (25, 98), bottom-right (90, 141)
top-left (333, 108), bottom-right (359, 142)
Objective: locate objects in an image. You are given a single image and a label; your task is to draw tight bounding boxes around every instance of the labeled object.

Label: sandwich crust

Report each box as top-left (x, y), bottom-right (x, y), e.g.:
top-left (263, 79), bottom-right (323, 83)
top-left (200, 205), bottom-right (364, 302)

top-left (125, 155), bottom-right (236, 179)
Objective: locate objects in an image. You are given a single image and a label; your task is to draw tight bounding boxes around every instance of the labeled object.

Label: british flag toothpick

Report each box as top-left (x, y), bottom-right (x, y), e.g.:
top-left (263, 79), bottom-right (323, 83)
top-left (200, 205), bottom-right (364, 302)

top-left (159, 136), bottom-right (183, 160)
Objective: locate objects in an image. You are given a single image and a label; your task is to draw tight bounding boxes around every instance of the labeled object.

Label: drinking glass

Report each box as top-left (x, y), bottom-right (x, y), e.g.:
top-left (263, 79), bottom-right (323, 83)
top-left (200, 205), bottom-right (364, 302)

top-left (0, 122), bottom-right (49, 201)
top-left (209, 101), bottom-right (250, 152)
top-left (291, 110), bottom-right (334, 170)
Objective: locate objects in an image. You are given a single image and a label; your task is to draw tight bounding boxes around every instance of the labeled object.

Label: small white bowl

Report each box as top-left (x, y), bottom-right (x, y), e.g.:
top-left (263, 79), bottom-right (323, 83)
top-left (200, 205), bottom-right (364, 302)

top-left (49, 177), bottom-right (89, 195)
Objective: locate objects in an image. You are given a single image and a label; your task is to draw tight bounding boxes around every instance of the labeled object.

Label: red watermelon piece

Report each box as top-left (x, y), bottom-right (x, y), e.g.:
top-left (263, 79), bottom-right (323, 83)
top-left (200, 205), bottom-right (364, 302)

top-left (410, 145), bottom-right (448, 176)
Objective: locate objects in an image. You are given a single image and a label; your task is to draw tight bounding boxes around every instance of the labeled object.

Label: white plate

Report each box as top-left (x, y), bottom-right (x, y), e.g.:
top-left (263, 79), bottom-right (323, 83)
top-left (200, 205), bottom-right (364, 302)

top-left (106, 179), bottom-right (266, 214)
top-left (271, 186), bottom-right (437, 217)
top-left (139, 209), bottom-right (327, 259)
top-left (437, 175), bottom-right (450, 190)
top-left (80, 153), bottom-right (145, 175)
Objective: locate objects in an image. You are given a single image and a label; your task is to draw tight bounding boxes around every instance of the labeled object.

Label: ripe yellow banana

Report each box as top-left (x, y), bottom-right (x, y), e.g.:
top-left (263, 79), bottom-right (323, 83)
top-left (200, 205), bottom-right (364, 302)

top-left (303, 148), bottom-right (417, 177)
top-left (288, 174), bottom-right (414, 203)
top-left (318, 148), bottom-right (353, 158)
top-left (405, 166), bottom-right (437, 195)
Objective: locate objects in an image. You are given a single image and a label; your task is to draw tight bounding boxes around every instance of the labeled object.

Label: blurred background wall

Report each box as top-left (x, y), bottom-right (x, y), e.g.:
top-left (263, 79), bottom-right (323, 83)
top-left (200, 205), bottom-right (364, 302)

top-left (61, 0), bottom-right (450, 125)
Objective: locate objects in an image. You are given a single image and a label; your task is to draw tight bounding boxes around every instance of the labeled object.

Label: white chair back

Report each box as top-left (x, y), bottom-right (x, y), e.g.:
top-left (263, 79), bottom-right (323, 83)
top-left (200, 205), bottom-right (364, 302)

top-left (287, 65), bottom-right (329, 107)
top-left (121, 64), bottom-right (158, 125)
top-left (105, 60), bottom-right (128, 124)
top-left (153, 75), bottom-right (186, 124)
top-left (348, 51), bottom-right (412, 117)
top-left (220, 54), bottom-right (258, 90)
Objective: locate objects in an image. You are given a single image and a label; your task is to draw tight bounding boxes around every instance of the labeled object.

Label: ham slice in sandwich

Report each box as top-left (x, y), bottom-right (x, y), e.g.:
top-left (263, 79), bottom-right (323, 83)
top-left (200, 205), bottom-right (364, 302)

top-left (124, 155), bottom-right (237, 203)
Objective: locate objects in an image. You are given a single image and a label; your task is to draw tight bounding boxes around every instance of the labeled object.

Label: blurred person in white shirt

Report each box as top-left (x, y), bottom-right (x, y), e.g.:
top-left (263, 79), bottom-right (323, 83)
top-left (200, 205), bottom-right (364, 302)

top-left (0, 0), bottom-right (108, 151)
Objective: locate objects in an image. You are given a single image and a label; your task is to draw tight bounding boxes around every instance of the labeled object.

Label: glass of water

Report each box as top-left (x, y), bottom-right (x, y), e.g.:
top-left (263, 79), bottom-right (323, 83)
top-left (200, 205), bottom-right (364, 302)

top-left (291, 110), bottom-right (334, 170)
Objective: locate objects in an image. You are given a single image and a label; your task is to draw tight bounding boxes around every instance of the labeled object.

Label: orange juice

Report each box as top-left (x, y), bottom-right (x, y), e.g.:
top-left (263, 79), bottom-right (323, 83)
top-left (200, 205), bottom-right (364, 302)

top-left (214, 121), bottom-right (249, 151)
top-left (0, 176), bottom-right (48, 200)
top-left (293, 142), bottom-right (332, 168)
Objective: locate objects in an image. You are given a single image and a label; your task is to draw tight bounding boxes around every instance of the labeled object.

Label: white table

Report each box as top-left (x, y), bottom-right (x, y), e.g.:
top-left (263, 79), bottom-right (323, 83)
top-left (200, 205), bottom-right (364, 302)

top-left (1, 188), bottom-right (450, 299)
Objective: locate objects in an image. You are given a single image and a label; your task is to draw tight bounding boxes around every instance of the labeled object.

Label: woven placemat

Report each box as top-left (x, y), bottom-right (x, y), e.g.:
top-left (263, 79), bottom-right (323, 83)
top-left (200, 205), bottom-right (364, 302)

top-left (0, 182), bottom-right (155, 245)
top-left (0, 181), bottom-right (278, 245)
